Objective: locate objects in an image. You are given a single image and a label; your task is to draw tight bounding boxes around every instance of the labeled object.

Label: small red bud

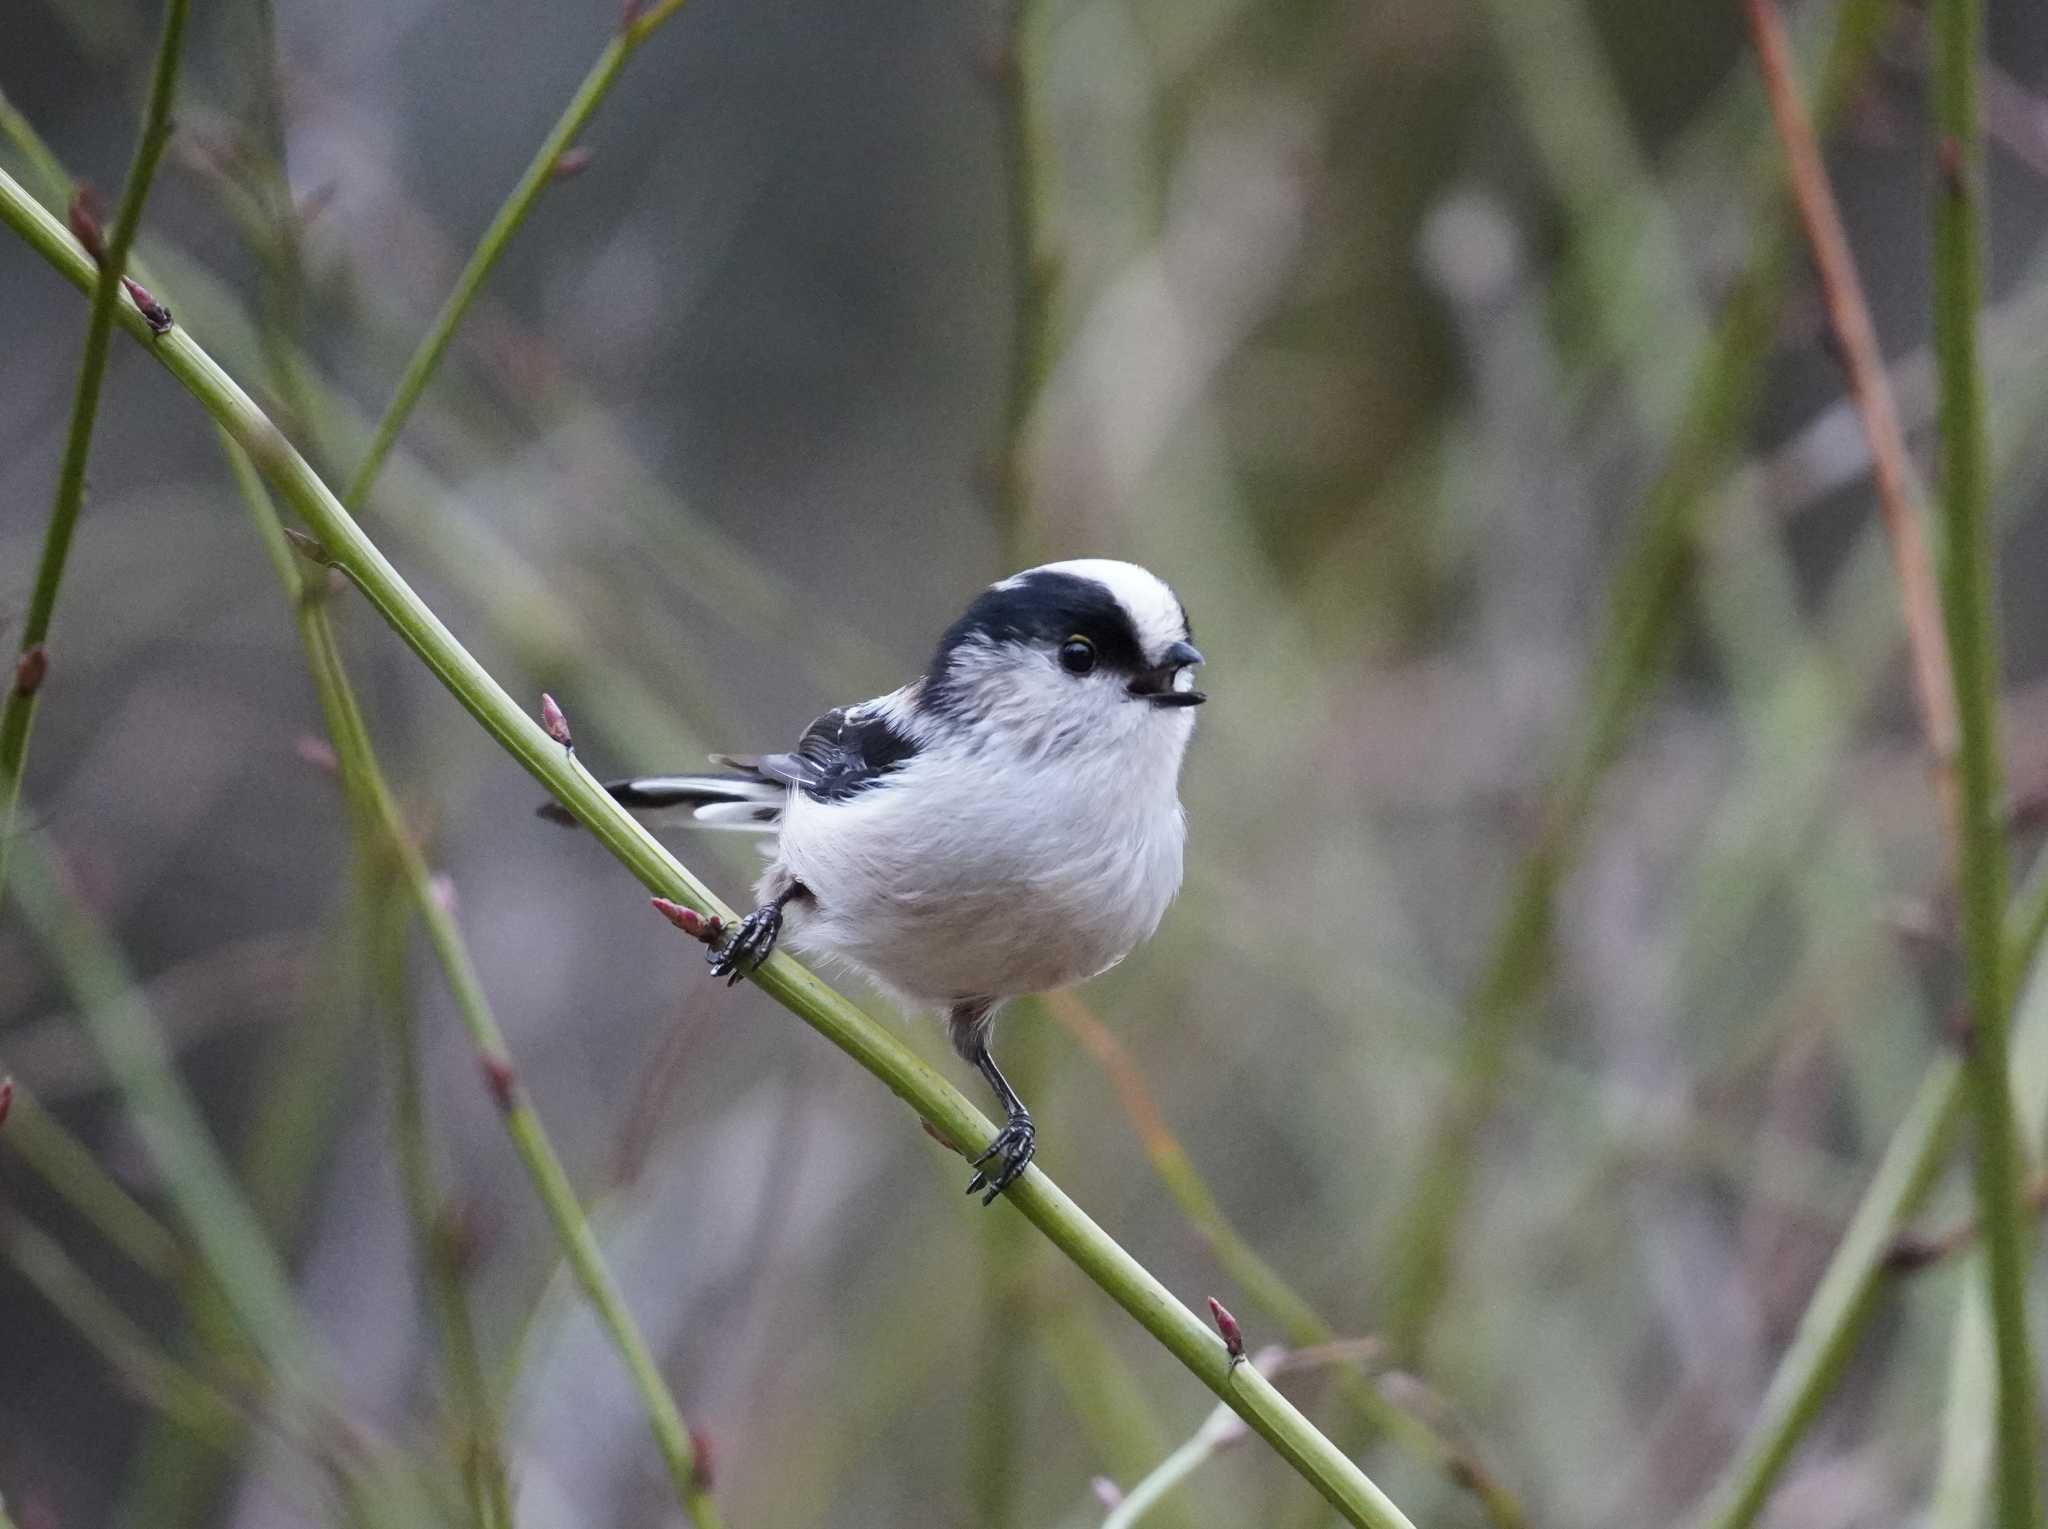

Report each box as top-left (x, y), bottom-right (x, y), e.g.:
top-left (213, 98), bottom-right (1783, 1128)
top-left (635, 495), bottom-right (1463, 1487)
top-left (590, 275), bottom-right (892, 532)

top-left (620, 0), bottom-right (646, 31)
top-left (1090, 1477), bottom-right (1124, 1509)
top-left (14, 644), bottom-right (49, 697)
top-left (67, 184), bottom-right (106, 262)
top-left (122, 276), bottom-right (173, 334)
top-left (479, 1054), bottom-right (517, 1112)
top-left (688, 1426), bottom-right (715, 1492)
top-left (1207, 1297), bottom-right (1244, 1361)
top-left (429, 873), bottom-right (459, 915)
top-left (652, 896), bottom-right (722, 942)
top-left (920, 1119), bottom-right (962, 1155)
top-left (551, 146), bottom-right (594, 180)
top-left (539, 692), bottom-right (574, 748)
top-left (0, 1077), bottom-right (14, 1130)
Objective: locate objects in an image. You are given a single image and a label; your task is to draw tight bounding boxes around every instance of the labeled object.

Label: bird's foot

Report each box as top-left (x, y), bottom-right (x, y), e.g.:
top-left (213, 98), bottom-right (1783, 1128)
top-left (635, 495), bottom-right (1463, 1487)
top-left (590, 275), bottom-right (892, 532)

top-left (707, 903), bottom-right (782, 985)
top-left (965, 1113), bottom-right (1035, 1205)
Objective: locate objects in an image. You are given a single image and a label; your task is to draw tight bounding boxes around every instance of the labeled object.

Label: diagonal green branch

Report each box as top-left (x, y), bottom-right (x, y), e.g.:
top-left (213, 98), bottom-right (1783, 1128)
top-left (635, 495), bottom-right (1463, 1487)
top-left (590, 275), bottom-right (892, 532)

top-left (0, 0), bottom-right (189, 903)
top-left (0, 161), bottom-right (1413, 1529)
top-left (343, 0), bottom-right (692, 508)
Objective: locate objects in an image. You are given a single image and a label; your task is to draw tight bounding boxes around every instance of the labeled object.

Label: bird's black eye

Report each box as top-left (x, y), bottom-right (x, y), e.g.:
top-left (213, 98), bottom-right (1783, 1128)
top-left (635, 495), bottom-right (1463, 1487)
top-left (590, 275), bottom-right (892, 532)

top-left (1058, 636), bottom-right (1097, 675)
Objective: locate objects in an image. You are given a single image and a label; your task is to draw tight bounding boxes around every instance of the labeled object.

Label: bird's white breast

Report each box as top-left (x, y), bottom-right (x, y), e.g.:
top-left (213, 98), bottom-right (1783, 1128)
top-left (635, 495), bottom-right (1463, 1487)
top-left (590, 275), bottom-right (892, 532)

top-left (765, 712), bottom-right (1192, 1006)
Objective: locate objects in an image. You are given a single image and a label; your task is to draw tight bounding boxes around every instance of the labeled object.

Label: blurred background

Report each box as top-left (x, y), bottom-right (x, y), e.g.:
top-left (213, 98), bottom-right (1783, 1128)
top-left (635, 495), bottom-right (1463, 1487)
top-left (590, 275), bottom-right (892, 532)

top-left (8, 0), bottom-right (2048, 1524)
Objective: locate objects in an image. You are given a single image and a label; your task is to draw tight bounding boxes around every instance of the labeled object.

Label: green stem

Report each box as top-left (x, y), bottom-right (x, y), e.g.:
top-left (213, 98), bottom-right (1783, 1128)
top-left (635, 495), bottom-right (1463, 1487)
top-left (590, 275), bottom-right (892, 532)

top-left (5, 830), bottom-right (314, 1387)
top-left (0, 162), bottom-right (1414, 1529)
top-left (342, 0), bottom-right (691, 508)
top-left (1930, 0), bottom-right (2038, 1520)
top-left (1687, 1062), bottom-right (1961, 1528)
top-left (1688, 869), bottom-right (2048, 1529)
top-left (228, 438), bottom-right (714, 1525)
top-left (370, 884), bottom-right (512, 1529)
top-left (5, 1217), bottom-right (245, 1448)
top-left (0, 0), bottom-right (189, 901)
top-left (0, 1082), bottom-right (183, 1279)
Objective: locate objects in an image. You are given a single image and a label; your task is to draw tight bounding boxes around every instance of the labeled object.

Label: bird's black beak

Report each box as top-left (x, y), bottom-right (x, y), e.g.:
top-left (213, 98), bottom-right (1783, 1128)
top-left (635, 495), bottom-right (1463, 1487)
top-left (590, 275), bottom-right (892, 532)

top-left (1128, 640), bottom-right (1206, 707)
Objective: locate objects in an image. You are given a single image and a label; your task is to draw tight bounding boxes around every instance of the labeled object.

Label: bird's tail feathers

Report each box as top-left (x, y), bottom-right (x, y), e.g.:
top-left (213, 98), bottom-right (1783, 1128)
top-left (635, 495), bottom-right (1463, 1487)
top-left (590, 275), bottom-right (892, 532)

top-left (537, 773), bottom-right (785, 832)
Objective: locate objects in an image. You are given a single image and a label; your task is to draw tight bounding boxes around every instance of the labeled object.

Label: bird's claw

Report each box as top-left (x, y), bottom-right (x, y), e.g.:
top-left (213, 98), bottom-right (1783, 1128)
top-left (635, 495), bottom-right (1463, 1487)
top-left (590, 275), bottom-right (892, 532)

top-left (965, 1115), bottom-right (1035, 1205)
top-left (707, 903), bottom-right (781, 986)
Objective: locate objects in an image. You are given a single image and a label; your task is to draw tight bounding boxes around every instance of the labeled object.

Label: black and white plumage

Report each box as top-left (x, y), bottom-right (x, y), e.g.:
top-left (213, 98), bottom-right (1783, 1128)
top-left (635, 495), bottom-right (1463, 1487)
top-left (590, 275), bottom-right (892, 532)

top-left (555, 559), bottom-right (1205, 1201)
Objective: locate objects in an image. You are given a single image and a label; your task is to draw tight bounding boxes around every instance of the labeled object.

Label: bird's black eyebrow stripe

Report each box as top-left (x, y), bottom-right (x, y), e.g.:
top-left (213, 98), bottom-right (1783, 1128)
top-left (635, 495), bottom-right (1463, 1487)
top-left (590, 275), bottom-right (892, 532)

top-left (924, 571), bottom-right (1151, 715)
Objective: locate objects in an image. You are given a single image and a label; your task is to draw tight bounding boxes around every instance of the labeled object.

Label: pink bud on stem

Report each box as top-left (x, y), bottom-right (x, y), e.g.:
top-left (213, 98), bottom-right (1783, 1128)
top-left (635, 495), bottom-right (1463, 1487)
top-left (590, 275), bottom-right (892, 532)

top-left (1207, 1297), bottom-right (1245, 1362)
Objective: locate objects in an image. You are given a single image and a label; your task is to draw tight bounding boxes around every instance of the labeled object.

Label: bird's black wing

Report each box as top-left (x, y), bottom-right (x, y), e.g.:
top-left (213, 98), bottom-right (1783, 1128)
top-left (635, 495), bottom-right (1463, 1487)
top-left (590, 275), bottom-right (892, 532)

top-left (720, 703), bottom-right (920, 804)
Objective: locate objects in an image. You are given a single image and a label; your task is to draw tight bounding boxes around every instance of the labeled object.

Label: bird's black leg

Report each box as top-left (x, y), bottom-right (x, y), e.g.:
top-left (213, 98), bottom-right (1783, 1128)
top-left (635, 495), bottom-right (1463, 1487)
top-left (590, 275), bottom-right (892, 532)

top-left (965, 1040), bottom-right (1035, 1205)
top-left (708, 881), bottom-right (806, 986)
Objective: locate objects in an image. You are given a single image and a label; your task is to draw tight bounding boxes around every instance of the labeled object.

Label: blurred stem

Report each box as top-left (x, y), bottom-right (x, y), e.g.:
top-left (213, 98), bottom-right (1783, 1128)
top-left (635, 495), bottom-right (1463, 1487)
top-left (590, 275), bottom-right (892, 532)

top-left (1687, 1060), bottom-right (1961, 1529)
top-left (0, 1082), bottom-right (183, 1278)
top-left (973, 1015), bottom-right (1041, 1529)
top-left (1104, 1344), bottom-right (1399, 1529)
top-left (0, 0), bottom-right (188, 902)
top-left (0, 165), bottom-right (1415, 1529)
top-left (1379, 0), bottom-right (1897, 1363)
top-left (992, 0), bottom-right (1056, 549)
top-left (5, 830), bottom-right (314, 1388)
top-left (227, 437), bottom-right (711, 1526)
top-left (1929, 0), bottom-right (2039, 1518)
top-left (1688, 860), bottom-right (2048, 1529)
top-left (368, 880), bottom-right (513, 1529)
top-left (1045, 994), bottom-right (1525, 1528)
top-left (975, 4), bottom-right (1056, 1518)
top-left (1104, 1395), bottom-right (1246, 1529)
top-left (1044, 1304), bottom-right (1205, 1529)
top-left (342, 0), bottom-right (692, 508)
top-left (5, 1217), bottom-right (245, 1449)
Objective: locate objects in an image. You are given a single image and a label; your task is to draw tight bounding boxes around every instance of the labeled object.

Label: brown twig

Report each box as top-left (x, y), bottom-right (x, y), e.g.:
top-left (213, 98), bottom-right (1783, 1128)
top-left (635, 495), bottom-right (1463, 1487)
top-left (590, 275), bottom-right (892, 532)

top-left (1745, 0), bottom-right (1960, 850)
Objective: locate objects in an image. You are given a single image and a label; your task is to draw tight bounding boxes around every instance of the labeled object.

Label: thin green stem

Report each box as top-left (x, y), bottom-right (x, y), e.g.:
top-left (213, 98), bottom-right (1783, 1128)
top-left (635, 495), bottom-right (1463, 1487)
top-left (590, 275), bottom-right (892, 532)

top-left (5, 1217), bottom-right (245, 1448)
top-left (1930, 0), bottom-right (2038, 1518)
top-left (342, 0), bottom-right (691, 508)
top-left (0, 1082), bottom-right (183, 1279)
top-left (1687, 1062), bottom-right (1961, 1528)
top-left (1687, 868), bottom-right (2048, 1529)
top-left (227, 439), bottom-right (712, 1525)
top-left (1104, 1396), bottom-right (1245, 1529)
top-left (0, 0), bottom-right (189, 901)
top-left (370, 884), bottom-right (512, 1529)
top-left (0, 163), bottom-right (1414, 1529)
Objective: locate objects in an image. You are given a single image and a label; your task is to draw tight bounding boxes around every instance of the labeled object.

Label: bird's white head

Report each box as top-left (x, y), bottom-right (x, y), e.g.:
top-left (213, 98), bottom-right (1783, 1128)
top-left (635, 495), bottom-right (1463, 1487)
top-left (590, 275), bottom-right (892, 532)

top-left (919, 559), bottom-right (1205, 764)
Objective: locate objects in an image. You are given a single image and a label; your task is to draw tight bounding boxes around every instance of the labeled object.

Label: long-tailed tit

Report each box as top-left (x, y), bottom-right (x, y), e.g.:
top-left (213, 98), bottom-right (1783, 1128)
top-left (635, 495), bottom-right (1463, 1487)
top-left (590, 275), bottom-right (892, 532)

top-left (548, 560), bottom-right (1205, 1202)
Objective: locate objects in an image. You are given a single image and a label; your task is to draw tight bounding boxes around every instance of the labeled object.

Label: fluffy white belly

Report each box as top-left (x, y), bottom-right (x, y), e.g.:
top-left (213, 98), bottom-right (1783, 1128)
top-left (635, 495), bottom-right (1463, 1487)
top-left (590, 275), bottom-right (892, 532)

top-left (763, 757), bottom-right (1186, 1005)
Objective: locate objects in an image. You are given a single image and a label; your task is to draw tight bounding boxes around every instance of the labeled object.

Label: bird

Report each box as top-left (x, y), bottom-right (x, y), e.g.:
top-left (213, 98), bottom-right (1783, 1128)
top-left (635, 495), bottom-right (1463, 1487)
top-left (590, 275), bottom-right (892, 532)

top-left (546, 559), bottom-right (1205, 1203)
